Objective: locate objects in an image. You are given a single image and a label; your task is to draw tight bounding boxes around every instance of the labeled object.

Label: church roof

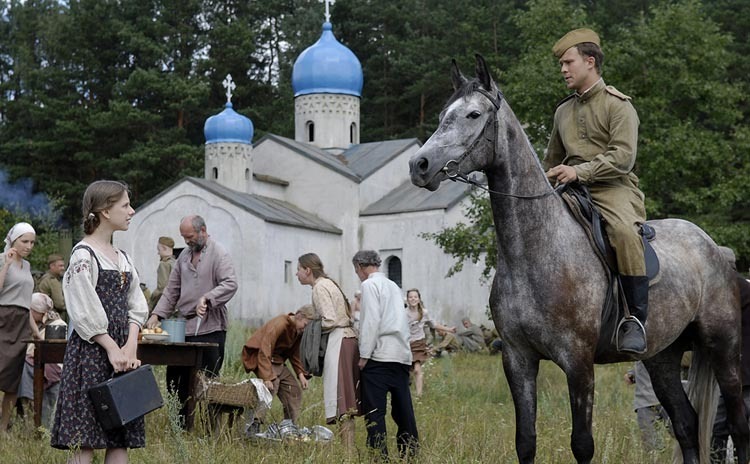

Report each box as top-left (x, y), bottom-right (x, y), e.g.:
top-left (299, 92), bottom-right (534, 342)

top-left (292, 22), bottom-right (363, 97)
top-left (256, 134), bottom-right (421, 182)
top-left (360, 179), bottom-right (473, 216)
top-left (255, 133), bottom-right (360, 182)
top-left (342, 139), bottom-right (420, 178)
top-left (140, 177), bottom-right (341, 234)
top-left (204, 102), bottom-right (254, 144)
top-left (187, 177), bottom-right (341, 234)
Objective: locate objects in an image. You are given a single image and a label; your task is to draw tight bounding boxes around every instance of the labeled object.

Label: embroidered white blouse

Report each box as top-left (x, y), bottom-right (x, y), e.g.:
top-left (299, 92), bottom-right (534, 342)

top-left (63, 243), bottom-right (148, 343)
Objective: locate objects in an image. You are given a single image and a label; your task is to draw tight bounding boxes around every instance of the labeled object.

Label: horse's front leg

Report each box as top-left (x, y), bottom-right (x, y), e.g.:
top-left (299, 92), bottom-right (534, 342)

top-left (502, 347), bottom-right (540, 464)
top-left (560, 356), bottom-right (595, 464)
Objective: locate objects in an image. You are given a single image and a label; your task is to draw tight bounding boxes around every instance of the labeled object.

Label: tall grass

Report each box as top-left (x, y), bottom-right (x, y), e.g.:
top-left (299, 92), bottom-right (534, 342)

top-left (4, 324), bottom-right (673, 463)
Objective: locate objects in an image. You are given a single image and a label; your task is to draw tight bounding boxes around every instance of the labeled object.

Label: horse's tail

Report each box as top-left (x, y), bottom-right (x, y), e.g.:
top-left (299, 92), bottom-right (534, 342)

top-left (672, 348), bottom-right (719, 464)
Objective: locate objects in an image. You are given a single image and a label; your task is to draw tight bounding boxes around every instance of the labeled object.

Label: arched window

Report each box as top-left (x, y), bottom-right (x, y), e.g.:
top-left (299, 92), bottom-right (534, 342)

top-left (386, 256), bottom-right (402, 288)
top-left (212, 167), bottom-right (218, 180)
top-left (306, 121), bottom-right (315, 142)
top-left (245, 168), bottom-right (250, 180)
top-left (350, 122), bottom-right (357, 144)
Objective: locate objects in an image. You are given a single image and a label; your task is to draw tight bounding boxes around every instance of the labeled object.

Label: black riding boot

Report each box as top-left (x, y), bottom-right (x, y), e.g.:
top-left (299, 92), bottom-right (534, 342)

top-left (618, 275), bottom-right (649, 354)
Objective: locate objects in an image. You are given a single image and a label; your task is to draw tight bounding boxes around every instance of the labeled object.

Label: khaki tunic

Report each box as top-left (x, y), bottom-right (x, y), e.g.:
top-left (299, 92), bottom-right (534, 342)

top-left (37, 272), bottom-right (66, 314)
top-left (149, 255), bottom-right (175, 310)
top-left (544, 79), bottom-right (646, 275)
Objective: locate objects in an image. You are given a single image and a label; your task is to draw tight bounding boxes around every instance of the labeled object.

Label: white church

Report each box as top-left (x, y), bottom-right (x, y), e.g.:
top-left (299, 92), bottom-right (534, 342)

top-left (115, 14), bottom-right (490, 328)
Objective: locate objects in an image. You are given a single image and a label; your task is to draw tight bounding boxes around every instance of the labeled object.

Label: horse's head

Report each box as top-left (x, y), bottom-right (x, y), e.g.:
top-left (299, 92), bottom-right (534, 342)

top-left (410, 54), bottom-right (503, 191)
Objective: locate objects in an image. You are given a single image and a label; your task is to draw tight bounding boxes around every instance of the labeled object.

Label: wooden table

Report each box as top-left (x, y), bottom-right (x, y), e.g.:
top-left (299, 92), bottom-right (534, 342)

top-left (31, 339), bottom-right (219, 431)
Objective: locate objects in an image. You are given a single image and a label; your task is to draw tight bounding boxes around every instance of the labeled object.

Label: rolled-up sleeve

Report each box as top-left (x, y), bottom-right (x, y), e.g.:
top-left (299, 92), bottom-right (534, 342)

top-left (205, 251), bottom-right (237, 309)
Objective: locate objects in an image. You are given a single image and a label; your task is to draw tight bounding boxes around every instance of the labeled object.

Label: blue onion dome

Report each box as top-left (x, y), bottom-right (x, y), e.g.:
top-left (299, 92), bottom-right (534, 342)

top-left (292, 22), bottom-right (363, 97)
top-left (204, 102), bottom-right (254, 144)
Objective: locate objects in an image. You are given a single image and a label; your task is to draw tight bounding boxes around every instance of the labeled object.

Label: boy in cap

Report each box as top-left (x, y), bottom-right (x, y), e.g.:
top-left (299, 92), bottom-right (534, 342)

top-left (543, 28), bottom-right (649, 354)
top-left (150, 236), bottom-right (175, 310)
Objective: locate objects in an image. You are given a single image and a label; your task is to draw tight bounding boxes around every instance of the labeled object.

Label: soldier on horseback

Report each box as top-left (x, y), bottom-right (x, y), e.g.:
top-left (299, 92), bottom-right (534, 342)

top-left (543, 28), bottom-right (648, 354)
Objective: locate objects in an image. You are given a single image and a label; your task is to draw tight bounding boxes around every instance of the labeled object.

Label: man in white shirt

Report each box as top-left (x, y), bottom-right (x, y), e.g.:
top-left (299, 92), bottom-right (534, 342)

top-left (353, 250), bottom-right (418, 459)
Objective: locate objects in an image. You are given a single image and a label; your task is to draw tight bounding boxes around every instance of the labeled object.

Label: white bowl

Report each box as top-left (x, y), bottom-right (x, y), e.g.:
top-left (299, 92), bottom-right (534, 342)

top-left (142, 333), bottom-right (170, 341)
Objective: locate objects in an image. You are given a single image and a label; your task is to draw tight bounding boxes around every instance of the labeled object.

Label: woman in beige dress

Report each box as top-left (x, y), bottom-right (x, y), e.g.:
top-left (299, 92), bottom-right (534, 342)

top-left (296, 252), bottom-right (361, 449)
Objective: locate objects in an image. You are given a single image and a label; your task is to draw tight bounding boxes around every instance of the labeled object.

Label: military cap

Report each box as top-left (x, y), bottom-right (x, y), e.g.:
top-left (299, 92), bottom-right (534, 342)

top-left (158, 236), bottom-right (175, 248)
top-left (553, 28), bottom-right (600, 58)
top-left (47, 253), bottom-right (64, 265)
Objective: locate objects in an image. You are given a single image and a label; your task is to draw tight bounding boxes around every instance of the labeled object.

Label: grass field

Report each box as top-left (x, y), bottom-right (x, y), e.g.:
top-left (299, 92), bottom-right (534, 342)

top-left (3, 324), bottom-right (675, 463)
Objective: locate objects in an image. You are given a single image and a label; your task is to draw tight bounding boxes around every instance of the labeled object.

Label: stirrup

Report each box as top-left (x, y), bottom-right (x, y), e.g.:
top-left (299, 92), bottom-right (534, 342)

top-left (615, 315), bottom-right (647, 354)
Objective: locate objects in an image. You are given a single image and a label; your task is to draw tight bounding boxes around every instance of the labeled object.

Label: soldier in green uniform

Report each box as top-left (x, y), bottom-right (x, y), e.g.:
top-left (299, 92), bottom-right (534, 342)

top-left (543, 28), bottom-right (648, 354)
top-left (36, 253), bottom-right (67, 321)
top-left (149, 236), bottom-right (175, 311)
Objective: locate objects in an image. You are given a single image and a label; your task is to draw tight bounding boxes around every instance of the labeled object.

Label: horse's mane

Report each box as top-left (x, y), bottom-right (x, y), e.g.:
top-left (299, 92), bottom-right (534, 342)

top-left (444, 78), bottom-right (483, 111)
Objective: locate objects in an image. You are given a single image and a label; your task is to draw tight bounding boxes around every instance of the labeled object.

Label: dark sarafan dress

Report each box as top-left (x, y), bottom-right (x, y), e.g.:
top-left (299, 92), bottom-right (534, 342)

top-left (51, 245), bottom-right (145, 449)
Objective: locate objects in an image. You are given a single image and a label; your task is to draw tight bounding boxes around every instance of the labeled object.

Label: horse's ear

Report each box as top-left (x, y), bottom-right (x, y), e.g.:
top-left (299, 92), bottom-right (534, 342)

top-left (451, 59), bottom-right (467, 91)
top-left (475, 54), bottom-right (494, 91)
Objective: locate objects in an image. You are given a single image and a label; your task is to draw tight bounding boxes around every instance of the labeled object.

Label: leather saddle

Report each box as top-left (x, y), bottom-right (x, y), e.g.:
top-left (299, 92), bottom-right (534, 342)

top-left (560, 183), bottom-right (659, 282)
top-left (559, 183), bottom-right (659, 357)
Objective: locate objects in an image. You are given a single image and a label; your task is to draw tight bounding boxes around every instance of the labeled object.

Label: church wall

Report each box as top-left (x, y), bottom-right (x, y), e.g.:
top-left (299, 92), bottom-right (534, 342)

top-left (253, 142), bottom-right (358, 227)
top-left (253, 141), bottom-right (362, 293)
top-left (238, 222), bottom-right (341, 327)
top-left (205, 143), bottom-right (252, 193)
top-left (252, 179), bottom-right (287, 199)
top-left (114, 181), bottom-right (255, 322)
top-left (358, 205), bottom-right (491, 328)
top-left (114, 178), bottom-right (351, 329)
top-left (294, 94), bottom-right (359, 150)
top-left (358, 143), bottom-right (420, 210)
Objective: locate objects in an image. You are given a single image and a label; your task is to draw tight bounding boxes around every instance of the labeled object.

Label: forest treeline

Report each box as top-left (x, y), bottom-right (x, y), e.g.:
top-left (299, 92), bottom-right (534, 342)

top-left (1, 0), bottom-right (748, 269)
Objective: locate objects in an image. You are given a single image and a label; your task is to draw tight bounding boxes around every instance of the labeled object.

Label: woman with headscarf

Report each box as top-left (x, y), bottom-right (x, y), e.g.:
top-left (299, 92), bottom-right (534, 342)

top-left (0, 221), bottom-right (36, 432)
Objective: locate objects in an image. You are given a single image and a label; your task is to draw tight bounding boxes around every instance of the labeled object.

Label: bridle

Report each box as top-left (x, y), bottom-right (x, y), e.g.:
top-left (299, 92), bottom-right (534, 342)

top-left (440, 87), bottom-right (562, 200)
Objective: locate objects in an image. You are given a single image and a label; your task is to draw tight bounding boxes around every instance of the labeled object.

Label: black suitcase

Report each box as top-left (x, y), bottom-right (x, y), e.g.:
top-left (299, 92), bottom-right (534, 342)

top-left (88, 364), bottom-right (164, 430)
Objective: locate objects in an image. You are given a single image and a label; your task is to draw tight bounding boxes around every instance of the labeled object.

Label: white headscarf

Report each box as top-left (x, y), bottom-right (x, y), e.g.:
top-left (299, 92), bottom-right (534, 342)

top-left (30, 292), bottom-right (53, 314)
top-left (3, 222), bottom-right (36, 253)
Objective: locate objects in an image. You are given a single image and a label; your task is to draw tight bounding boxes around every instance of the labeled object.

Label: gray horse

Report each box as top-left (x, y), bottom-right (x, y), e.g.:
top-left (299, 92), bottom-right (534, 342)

top-left (409, 54), bottom-right (749, 464)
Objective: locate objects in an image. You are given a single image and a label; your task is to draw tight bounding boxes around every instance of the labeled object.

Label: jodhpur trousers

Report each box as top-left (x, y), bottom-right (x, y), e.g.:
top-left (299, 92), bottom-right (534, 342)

top-left (361, 360), bottom-right (419, 459)
top-left (589, 182), bottom-right (646, 276)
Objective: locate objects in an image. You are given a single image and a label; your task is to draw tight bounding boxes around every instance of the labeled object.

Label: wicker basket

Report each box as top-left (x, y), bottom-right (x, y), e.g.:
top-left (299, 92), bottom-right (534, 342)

top-left (197, 376), bottom-right (259, 408)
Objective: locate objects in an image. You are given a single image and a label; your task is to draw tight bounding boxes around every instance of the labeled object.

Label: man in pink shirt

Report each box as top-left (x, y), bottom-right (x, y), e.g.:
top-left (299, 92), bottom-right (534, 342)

top-left (146, 215), bottom-right (238, 427)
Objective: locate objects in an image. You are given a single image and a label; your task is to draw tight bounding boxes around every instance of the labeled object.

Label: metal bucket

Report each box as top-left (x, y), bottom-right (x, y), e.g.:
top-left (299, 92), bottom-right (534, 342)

top-left (161, 318), bottom-right (185, 343)
top-left (45, 323), bottom-right (68, 340)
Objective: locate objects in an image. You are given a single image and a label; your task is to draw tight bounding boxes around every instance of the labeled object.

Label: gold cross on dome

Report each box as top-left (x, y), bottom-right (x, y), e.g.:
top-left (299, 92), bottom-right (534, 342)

top-left (318, 0), bottom-right (335, 23)
top-left (222, 74), bottom-right (236, 103)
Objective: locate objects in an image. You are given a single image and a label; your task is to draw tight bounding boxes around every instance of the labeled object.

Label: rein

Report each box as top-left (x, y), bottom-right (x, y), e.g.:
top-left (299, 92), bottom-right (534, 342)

top-left (441, 88), bottom-right (560, 200)
top-left (447, 168), bottom-right (565, 199)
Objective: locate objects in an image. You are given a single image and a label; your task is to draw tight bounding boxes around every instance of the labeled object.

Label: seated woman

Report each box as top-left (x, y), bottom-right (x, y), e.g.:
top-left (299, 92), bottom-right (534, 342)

top-left (17, 293), bottom-right (66, 429)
